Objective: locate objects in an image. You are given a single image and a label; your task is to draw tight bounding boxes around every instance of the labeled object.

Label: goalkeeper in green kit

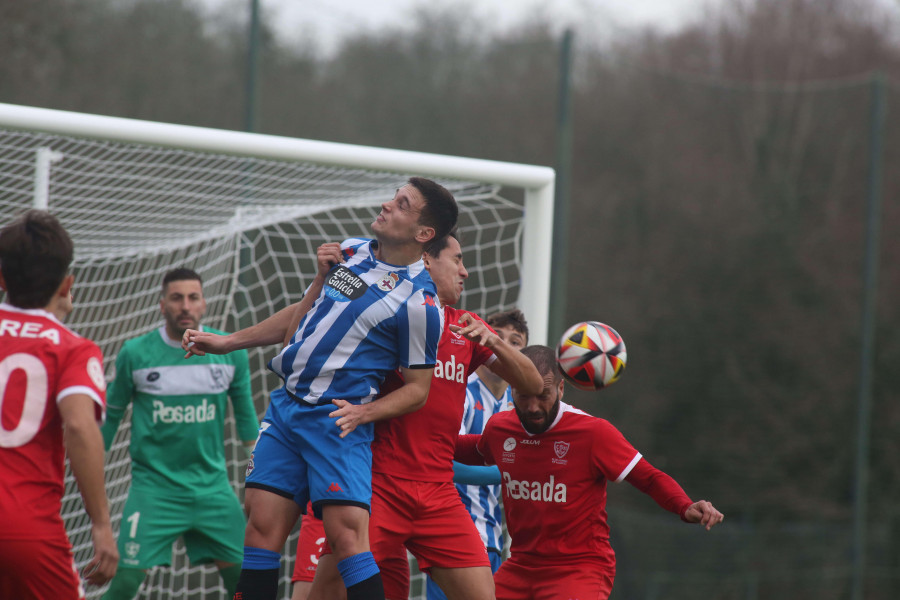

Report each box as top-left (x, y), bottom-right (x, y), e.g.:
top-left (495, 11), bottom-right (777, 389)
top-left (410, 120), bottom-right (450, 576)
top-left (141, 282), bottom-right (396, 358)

top-left (101, 268), bottom-right (259, 599)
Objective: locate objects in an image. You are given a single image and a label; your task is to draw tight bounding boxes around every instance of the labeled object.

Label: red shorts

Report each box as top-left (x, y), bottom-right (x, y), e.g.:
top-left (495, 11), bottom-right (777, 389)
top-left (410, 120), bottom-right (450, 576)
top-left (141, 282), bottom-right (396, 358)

top-left (370, 472), bottom-right (490, 599)
top-left (292, 502), bottom-right (327, 583)
top-left (494, 557), bottom-right (614, 600)
top-left (0, 536), bottom-right (84, 600)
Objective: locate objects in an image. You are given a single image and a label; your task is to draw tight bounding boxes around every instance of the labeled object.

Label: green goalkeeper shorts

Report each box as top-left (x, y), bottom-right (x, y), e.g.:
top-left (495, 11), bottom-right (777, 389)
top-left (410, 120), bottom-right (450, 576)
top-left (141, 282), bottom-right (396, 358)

top-left (116, 487), bottom-right (246, 568)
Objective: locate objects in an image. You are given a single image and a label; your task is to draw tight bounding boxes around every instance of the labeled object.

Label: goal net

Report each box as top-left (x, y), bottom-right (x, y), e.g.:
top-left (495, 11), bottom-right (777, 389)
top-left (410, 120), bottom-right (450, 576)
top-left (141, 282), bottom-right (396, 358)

top-left (0, 103), bottom-right (553, 600)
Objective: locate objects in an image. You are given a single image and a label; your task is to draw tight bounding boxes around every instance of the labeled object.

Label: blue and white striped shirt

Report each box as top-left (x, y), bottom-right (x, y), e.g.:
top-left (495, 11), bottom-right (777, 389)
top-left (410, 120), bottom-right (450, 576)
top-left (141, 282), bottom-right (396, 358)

top-left (457, 373), bottom-right (512, 553)
top-left (269, 238), bottom-right (443, 405)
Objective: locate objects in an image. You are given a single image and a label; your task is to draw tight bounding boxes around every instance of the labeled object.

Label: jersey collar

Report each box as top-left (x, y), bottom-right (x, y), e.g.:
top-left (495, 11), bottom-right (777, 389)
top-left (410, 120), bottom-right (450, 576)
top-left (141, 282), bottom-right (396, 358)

top-left (158, 324), bottom-right (204, 348)
top-left (0, 302), bottom-right (63, 326)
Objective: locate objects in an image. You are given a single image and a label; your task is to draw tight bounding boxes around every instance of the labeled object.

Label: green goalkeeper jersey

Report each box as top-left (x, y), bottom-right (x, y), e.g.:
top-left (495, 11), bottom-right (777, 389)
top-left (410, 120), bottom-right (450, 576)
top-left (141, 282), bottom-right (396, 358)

top-left (102, 325), bottom-right (259, 496)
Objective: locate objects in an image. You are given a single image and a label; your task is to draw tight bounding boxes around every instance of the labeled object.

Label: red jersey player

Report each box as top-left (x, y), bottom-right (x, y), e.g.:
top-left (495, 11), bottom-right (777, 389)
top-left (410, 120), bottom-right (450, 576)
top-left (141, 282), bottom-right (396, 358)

top-left (456, 345), bottom-right (724, 600)
top-left (290, 501), bottom-right (327, 600)
top-left (307, 231), bottom-right (543, 600)
top-left (0, 210), bottom-right (119, 599)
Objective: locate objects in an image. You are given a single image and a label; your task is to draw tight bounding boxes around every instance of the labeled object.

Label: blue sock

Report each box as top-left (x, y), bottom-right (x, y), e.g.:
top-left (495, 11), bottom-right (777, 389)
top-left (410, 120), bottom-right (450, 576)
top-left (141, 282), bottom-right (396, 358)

top-left (337, 552), bottom-right (380, 587)
top-left (241, 546), bottom-right (281, 570)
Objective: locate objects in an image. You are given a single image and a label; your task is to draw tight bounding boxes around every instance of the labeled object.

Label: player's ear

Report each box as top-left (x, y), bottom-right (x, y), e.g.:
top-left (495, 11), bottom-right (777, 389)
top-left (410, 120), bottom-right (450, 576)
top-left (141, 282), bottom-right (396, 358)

top-left (57, 273), bottom-right (74, 299)
top-left (415, 225), bottom-right (436, 245)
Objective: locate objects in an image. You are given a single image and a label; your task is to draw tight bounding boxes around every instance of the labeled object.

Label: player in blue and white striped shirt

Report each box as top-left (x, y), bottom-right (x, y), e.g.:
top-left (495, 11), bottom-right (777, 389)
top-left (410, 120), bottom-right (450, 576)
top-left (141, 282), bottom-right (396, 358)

top-left (457, 375), bottom-right (513, 553)
top-left (427, 309), bottom-right (530, 600)
top-left (184, 177), bottom-right (458, 600)
top-left (268, 236), bottom-right (443, 406)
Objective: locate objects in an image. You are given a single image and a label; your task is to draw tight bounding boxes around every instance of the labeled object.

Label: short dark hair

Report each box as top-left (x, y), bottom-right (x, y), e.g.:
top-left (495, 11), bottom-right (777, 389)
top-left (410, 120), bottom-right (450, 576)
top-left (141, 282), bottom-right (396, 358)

top-left (162, 267), bottom-right (202, 295)
top-left (0, 210), bottom-right (74, 308)
top-left (408, 177), bottom-right (458, 243)
top-left (486, 308), bottom-right (529, 344)
top-left (521, 345), bottom-right (562, 384)
top-left (423, 227), bottom-right (459, 258)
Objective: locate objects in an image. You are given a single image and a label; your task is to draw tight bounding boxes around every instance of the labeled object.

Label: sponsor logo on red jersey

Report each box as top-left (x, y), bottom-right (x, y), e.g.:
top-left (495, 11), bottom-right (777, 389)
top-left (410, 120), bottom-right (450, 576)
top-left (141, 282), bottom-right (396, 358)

top-left (433, 353), bottom-right (465, 383)
top-left (502, 437), bottom-right (517, 463)
top-left (503, 472), bottom-right (568, 503)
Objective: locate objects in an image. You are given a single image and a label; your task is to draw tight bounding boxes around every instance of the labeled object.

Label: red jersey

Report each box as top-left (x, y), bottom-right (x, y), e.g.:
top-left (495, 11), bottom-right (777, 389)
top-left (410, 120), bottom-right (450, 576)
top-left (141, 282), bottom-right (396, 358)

top-left (477, 402), bottom-right (641, 573)
top-left (371, 306), bottom-right (495, 482)
top-left (0, 303), bottom-right (107, 540)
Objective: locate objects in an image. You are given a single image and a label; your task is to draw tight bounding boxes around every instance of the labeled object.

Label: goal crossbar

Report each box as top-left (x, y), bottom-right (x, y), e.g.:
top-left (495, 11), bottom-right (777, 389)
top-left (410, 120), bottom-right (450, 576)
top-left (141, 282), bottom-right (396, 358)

top-left (0, 102), bottom-right (555, 344)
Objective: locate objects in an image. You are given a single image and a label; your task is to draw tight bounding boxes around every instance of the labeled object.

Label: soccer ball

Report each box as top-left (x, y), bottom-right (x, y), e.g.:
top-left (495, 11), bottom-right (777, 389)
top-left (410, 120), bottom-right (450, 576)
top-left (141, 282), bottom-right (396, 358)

top-left (556, 321), bottom-right (627, 391)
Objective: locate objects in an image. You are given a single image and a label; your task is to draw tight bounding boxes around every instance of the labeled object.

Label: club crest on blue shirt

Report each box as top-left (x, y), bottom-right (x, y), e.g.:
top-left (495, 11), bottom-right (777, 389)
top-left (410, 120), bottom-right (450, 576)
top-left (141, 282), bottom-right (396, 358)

top-left (325, 266), bottom-right (368, 301)
top-left (376, 272), bottom-right (400, 292)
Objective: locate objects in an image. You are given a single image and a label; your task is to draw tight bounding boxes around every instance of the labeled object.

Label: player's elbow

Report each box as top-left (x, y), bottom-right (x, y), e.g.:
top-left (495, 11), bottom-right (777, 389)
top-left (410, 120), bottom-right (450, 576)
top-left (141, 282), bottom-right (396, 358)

top-left (410, 388), bottom-right (429, 410)
top-left (63, 415), bottom-right (101, 449)
top-left (60, 396), bottom-right (101, 440)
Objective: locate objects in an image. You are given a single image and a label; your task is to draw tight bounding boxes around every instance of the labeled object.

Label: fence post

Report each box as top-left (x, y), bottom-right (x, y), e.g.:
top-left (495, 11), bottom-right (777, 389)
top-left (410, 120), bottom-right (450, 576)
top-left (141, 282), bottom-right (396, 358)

top-left (851, 70), bottom-right (887, 600)
top-left (550, 28), bottom-right (574, 342)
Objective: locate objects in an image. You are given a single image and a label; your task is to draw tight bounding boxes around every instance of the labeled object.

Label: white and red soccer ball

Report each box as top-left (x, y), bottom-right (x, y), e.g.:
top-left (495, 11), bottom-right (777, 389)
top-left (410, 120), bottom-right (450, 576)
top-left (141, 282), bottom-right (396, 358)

top-left (555, 321), bottom-right (627, 391)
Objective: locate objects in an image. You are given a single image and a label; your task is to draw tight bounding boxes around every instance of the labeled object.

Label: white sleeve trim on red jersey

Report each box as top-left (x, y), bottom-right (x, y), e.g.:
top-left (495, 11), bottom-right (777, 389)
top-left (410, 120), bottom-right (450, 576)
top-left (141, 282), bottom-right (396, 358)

top-left (57, 385), bottom-right (105, 421)
top-left (615, 451), bottom-right (643, 483)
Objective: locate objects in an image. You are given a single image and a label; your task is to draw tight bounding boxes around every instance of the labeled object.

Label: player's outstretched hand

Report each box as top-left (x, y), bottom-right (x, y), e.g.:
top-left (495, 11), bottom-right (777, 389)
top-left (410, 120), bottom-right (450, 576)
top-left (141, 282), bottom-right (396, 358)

top-left (329, 399), bottom-right (365, 439)
top-left (449, 312), bottom-right (497, 348)
top-left (683, 500), bottom-right (724, 531)
top-left (83, 522), bottom-right (118, 585)
top-left (182, 328), bottom-right (230, 358)
top-left (317, 242), bottom-right (343, 277)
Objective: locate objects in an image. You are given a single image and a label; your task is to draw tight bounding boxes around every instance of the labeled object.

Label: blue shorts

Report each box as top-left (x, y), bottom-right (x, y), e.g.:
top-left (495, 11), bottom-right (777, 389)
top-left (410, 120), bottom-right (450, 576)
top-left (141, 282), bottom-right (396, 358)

top-left (245, 387), bottom-right (374, 518)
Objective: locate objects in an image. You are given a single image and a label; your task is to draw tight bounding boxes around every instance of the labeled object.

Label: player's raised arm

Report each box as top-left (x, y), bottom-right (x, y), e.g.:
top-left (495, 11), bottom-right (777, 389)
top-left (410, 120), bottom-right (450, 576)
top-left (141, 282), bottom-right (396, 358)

top-left (183, 243), bottom-right (344, 358)
top-left (282, 242), bottom-right (342, 347)
top-left (182, 304), bottom-right (294, 357)
top-left (451, 313), bottom-right (543, 395)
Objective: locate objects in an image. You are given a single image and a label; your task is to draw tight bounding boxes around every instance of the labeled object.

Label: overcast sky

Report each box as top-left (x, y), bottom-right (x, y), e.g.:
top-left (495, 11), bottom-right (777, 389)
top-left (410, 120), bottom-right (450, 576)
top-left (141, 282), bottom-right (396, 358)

top-left (202, 0), bottom-right (726, 53)
top-left (198, 0), bottom-right (900, 56)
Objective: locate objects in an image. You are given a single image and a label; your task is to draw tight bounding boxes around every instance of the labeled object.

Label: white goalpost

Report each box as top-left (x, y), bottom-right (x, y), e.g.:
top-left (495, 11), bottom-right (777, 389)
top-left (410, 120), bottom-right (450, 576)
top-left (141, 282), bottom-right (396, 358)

top-left (0, 102), bottom-right (554, 600)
